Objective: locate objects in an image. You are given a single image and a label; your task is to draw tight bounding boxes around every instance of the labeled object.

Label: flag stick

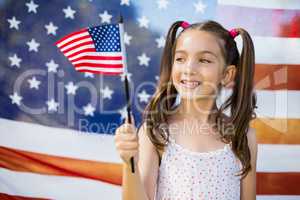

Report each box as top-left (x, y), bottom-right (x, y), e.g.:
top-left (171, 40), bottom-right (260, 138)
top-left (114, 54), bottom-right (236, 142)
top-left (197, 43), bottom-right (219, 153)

top-left (119, 14), bottom-right (135, 173)
top-left (124, 74), bottom-right (135, 173)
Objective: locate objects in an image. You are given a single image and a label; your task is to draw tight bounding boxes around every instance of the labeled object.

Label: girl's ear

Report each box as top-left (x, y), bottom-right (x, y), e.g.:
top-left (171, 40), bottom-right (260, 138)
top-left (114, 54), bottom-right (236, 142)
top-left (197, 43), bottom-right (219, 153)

top-left (221, 65), bottom-right (236, 88)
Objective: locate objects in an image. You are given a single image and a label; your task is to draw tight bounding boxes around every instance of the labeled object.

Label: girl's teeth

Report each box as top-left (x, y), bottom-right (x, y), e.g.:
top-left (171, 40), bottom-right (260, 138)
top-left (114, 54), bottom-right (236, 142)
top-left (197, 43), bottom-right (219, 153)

top-left (181, 80), bottom-right (200, 88)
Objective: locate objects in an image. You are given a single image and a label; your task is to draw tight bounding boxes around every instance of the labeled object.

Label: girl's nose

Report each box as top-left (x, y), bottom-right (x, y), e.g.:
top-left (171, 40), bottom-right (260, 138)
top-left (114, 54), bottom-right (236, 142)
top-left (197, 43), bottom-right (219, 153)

top-left (183, 59), bottom-right (197, 75)
top-left (183, 69), bottom-right (196, 76)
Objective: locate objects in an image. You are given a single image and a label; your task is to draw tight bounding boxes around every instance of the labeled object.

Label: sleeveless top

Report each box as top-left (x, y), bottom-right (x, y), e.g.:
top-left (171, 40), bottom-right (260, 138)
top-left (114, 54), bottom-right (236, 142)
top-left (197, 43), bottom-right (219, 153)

top-left (154, 136), bottom-right (242, 200)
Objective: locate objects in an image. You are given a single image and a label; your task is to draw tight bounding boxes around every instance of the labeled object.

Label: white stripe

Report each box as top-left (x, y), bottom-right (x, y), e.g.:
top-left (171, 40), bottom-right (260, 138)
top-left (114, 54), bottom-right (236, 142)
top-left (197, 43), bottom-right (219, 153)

top-left (235, 36), bottom-right (300, 64)
top-left (218, 89), bottom-right (300, 118)
top-left (76, 66), bottom-right (124, 73)
top-left (0, 118), bottom-right (121, 163)
top-left (255, 90), bottom-right (300, 119)
top-left (257, 195), bottom-right (300, 200)
top-left (257, 144), bottom-right (300, 172)
top-left (61, 38), bottom-right (93, 52)
top-left (69, 52), bottom-right (123, 61)
top-left (218, 0), bottom-right (300, 10)
top-left (0, 168), bottom-right (121, 199)
top-left (72, 59), bottom-right (123, 65)
top-left (65, 44), bottom-right (95, 57)
top-left (56, 31), bottom-right (89, 48)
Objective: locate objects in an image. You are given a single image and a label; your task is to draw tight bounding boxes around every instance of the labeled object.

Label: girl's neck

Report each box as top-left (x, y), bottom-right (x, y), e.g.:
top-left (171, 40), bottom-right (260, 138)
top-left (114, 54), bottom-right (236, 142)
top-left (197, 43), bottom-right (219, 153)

top-left (175, 97), bottom-right (218, 124)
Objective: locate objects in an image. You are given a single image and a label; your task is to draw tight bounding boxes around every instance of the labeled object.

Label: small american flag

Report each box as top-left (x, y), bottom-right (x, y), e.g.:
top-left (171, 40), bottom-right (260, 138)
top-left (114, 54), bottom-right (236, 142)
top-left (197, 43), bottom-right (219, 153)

top-left (55, 24), bottom-right (125, 75)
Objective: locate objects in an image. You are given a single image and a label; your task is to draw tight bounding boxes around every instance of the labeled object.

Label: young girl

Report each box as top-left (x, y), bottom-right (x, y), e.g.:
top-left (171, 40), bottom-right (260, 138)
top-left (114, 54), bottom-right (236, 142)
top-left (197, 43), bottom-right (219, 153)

top-left (114, 20), bottom-right (258, 200)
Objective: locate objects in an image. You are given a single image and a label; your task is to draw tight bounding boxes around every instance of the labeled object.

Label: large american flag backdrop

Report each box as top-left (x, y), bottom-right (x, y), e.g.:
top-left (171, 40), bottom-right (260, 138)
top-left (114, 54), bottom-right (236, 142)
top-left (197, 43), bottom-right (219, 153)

top-left (0, 0), bottom-right (299, 199)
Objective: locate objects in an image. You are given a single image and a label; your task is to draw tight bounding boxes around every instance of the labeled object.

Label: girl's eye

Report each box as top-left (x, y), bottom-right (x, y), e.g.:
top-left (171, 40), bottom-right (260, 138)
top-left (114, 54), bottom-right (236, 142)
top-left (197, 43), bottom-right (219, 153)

top-left (175, 58), bottom-right (184, 62)
top-left (199, 59), bottom-right (211, 63)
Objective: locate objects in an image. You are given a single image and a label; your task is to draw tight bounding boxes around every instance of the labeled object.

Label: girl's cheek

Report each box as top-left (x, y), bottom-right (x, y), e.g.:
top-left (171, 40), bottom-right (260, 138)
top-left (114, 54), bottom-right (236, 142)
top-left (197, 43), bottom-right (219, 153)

top-left (172, 62), bottom-right (182, 69)
top-left (199, 65), bottom-right (219, 79)
top-left (171, 64), bottom-right (182, 76)
top-left (171, 70), bottom-right (179, 83)
top-left (173, 73), bottom-right (181, 83)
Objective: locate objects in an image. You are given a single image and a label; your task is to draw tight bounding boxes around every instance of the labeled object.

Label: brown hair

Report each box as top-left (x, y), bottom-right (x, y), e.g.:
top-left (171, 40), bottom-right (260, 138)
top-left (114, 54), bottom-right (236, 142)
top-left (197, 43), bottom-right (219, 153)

top-left (137, 20), bottom-right (257, 179)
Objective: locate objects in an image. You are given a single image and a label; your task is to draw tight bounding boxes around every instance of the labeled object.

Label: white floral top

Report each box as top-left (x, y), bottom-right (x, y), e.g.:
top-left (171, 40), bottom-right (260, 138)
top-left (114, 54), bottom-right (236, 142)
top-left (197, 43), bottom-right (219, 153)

top-left (155, 136), bottom-right (242, 200)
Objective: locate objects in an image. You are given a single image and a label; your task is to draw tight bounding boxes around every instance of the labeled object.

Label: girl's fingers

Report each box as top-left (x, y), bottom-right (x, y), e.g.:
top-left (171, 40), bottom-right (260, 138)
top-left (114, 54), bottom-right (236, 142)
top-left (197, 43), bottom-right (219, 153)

top-left (119, 149), bottom-right (138, 158)
top-left (114, 117), bottom-right (139, 164)
top-left (115, 132), bottom-right (137, 141)
top-left (116, 123), bottom-right (136, 135)
top-left (116, 141), bottom-right (139, 150)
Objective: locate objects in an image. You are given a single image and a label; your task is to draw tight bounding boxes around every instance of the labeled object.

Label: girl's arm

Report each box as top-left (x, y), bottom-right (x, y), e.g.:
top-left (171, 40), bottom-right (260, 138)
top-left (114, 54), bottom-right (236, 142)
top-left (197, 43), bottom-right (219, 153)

top-left (241, 127), bottom-right (258, 200)
top-left (122, 123), bottom-right (159, 200)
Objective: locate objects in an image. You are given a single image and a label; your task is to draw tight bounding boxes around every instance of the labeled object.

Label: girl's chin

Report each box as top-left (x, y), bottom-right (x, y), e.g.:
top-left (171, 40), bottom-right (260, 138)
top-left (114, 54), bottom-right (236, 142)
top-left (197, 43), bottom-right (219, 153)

top-left (179, 93), bottom-right (207, 100)
top-left (178, 91), bottom-right (215, 100)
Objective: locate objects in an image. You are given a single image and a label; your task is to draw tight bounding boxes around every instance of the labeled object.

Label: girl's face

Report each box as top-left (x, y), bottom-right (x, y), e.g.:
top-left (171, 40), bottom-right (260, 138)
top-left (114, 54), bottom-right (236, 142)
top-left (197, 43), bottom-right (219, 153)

top-left (171, 29), bottom-right (226, 100)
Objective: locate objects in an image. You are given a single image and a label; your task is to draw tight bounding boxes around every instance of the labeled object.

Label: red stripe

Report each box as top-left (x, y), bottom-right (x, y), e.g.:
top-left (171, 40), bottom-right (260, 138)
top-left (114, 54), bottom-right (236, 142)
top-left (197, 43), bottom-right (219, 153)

top-left (62, 41), bottom-right (94, 54)
top-left (216, 5), bottom-right (300, 38)
top-left (257, 172), bottom-right (300, 195)
top-left (0, 193), bottom-right (50, 200)
top-left (71, 55), bottom-right (122, 63)
top-left (66, 48), bottom-right (96, 59)
top-left (58, 35), bottom-right (91, 50)
top-left (0, 146), bottom-right (122, 186)
top-left (55, 28), bottom-right (87, 45)
top-left (74, 63), bottom-right (123, 68)
top-left (77, 69), bottom-right (123, 75)
top-left (254, 64), bottom-right (300, 90)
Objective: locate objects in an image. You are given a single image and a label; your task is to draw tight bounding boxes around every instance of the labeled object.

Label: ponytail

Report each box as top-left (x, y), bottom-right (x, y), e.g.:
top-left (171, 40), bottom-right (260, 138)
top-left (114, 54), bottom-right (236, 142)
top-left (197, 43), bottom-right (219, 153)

top-left (141, 21), bottom-right (186, 152)
top-left (220, 28), bottom-right (257, 179)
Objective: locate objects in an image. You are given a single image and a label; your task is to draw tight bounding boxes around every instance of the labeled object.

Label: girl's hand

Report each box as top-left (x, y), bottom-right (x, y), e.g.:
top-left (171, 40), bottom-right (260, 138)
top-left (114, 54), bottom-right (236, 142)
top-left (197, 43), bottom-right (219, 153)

top-left (114, 115), bottom-right (139, 167)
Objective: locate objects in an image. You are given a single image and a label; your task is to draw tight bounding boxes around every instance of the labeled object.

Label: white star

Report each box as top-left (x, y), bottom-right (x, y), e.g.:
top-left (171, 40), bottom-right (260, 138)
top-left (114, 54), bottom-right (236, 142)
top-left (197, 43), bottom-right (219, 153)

top-left (28, 76), bottom-right (41, 90)
top-left (65, 81), bottom-right (78, 95)
top-left (83, 103), bottom-right (95, 116)
top-left (25, 0), bottom-right (39, 13)
top-left (99, 10), bottom-right (112, 24)
top-left (46, 59), bottom-right (59, 73)
top-left (120, 0), bottom-right (130, 6)
top-left (100, 85), bottom-right (114, 100)
top-left (118, 106), bottom-right (128, 120)
top-left (9, 92), bottom-right (22, 106)
top-left (138, 90), bottom-right (151, 103)
top-left (137, 53), bottom-right (150, 67)
top-left (124, 32), bottom-right (132, 46)
top-left (138, 16), bottom-right (149, 29)
top-left (157, 0), bottom-right (169, 10)
top-left (7, 16), bottom-right (21, 30)
top-left (45, 22), bottom-right (58, 36)
top-left (26, 38), bottom-right (40, 52)
top-left (84, 72), bottom-right (94, 78)
top-left (46, 98), bottom-right (59, 112)
top-left (155, 75), bottom-right (159, 81)
top-left (155, 36), bottom-right (165, 48)
top-left (8, 54), bottom-right (22, 68)
top-left (120, 72), bottom-right (132, 82)
top-left (194, 0), bottom-right (207, 14)
top-left (63, 6), bottom-right (76, 19)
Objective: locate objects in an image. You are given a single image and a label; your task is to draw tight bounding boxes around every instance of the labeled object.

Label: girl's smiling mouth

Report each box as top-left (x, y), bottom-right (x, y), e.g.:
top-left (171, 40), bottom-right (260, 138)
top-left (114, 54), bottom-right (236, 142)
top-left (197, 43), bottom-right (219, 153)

top-left (180, 80), bottom-right (202, 89)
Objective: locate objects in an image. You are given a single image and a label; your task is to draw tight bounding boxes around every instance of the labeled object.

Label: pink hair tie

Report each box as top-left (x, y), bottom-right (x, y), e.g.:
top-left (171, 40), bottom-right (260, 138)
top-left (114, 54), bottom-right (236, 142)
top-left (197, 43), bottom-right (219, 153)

top-left (181, 21), bottom-right (190, 29)
top-left (229, 29), bottom-right (239, 38)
